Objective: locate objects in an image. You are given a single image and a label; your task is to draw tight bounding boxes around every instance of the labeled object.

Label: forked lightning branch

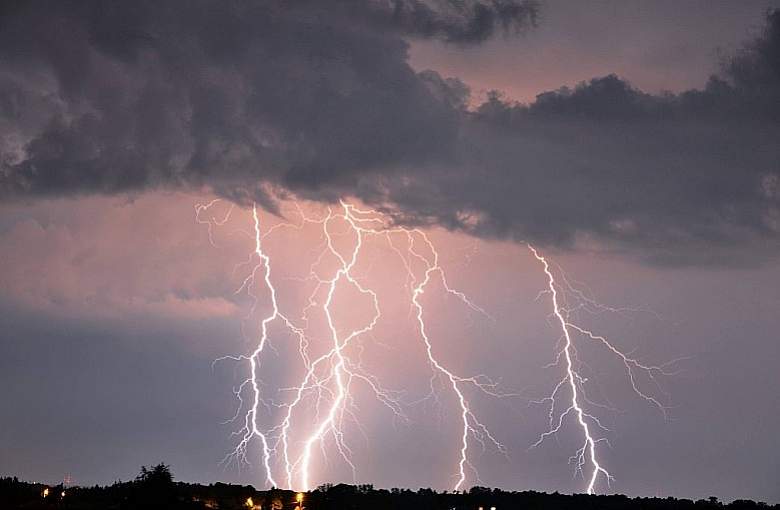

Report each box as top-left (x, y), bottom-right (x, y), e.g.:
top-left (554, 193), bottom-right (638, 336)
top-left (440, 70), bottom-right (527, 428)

top-left (196, 199), bottom-right (680, 495)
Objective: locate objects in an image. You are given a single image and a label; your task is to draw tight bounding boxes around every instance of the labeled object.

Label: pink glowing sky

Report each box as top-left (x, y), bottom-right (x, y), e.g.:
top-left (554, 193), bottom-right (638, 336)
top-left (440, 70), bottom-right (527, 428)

top-left (1, 191), bottom-right (778, 501)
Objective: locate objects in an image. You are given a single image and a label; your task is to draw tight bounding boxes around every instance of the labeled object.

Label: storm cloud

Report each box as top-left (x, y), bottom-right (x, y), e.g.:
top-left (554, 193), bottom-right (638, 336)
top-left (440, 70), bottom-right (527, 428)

top-left (0, 1), bottom-right (778, 263)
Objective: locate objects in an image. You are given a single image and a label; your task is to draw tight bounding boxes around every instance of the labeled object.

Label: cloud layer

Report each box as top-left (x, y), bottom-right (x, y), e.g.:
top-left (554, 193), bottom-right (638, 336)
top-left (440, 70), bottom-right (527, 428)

top-left (1, 1), bottom-right (778, 263)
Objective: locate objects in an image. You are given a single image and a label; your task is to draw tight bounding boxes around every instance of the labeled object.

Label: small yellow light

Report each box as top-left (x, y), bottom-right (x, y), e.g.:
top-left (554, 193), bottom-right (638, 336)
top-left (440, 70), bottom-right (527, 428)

top-left (42, 488), bottom-right (49, 498)
top-left (61, 490), bottom-right (66, 498)
top-left (246, 496), bottom-right (254, 508)
top-left (296, 492), bottom-right (304, 503)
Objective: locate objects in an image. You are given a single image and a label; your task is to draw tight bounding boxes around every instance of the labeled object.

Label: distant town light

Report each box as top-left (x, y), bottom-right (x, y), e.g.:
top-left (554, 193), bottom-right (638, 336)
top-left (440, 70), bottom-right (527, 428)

top-left (42, 488), bottom-right (49, 498)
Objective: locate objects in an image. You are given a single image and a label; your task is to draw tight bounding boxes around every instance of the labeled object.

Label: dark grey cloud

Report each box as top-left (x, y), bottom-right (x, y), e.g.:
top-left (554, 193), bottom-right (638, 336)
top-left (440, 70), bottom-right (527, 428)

top-left (0, 1), bottom-right (778, 264)
top-left (367, 11), bottom-right (780, 264)
top-left (0, 0), bottom-right (482, 199)
top-left (361, 0), bottom-right (539, 43)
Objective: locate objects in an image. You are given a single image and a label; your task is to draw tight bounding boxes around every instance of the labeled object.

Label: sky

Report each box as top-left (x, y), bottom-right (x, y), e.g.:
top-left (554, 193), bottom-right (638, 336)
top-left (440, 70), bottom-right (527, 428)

top-left (1, 0), bottom-right (779, 504)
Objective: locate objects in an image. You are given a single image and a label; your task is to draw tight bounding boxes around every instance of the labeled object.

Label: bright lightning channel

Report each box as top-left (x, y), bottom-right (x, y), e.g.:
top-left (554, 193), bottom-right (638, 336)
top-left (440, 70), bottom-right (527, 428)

top-left (198, 199), bottom-right (677, 495)
top-left (207, 200), bottom-right (506, 491)
top-left (527, 244), bottom-right (682, 494)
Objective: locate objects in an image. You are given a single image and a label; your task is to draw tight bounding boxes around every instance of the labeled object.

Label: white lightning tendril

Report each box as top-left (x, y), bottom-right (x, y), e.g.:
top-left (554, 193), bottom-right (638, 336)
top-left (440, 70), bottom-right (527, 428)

top-left (206, 201), bottom-right (509, 491)
top-left (527, 244), bottom-right (680, 494)
top-left (199, 198), bottom-right (678, 495)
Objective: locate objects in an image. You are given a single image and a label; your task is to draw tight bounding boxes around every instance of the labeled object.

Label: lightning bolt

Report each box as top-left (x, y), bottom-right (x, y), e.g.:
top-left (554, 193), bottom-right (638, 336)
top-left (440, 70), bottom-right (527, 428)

top-left (527, 244), bottom-right (681, 494)
top-left (527, 245), bottom-right (612, 494)
top-left (218, 203), bottom-right (304, 487)
top-left (406, 228), bottom-right (506, 490)
top-left (200, 198), bottom-right (678, 495)
top-left (293, 202), bottom-right (383, 491)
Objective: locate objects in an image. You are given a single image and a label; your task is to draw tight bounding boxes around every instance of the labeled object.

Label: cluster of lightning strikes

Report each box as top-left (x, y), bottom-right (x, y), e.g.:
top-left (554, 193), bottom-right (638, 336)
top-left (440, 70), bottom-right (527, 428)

top-left (195, 198), bottom-right (680, 495)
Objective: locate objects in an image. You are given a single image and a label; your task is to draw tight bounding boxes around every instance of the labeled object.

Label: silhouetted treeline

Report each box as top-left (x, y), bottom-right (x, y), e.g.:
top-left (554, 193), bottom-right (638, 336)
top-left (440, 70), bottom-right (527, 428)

top-left (1, 465), bottom-right (777, 510)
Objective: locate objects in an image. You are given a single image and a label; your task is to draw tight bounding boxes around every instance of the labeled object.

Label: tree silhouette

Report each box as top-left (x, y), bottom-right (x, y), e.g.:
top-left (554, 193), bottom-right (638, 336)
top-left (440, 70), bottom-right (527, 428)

top-left (137, 463), bottom-right (174, 486)
top-left (124, 463), bottom-right (179, 510)
top-left (2, 471), bottom-right (778, 510)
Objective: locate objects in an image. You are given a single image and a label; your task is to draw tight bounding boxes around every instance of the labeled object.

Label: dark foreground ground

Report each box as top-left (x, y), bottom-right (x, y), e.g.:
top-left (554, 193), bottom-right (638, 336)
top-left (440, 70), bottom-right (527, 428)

top-left (2, 465), bottom-right (777, 510)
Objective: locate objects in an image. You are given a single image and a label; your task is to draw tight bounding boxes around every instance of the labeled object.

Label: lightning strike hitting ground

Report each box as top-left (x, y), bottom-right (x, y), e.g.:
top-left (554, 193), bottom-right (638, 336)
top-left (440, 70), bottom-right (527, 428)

top-left (200, 199), bottom-right (677, 494)
top-left (528, 245), bottom-right (612, 494)
top-left (527, 244), bottom-right (683, 494)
